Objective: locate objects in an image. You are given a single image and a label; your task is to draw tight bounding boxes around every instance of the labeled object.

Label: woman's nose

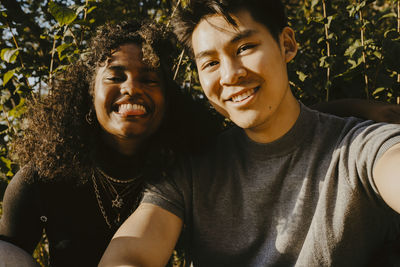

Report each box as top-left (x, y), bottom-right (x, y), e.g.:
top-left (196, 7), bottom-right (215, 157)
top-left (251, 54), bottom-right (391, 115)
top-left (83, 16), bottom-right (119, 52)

top-left (120, 78), bottom-right (142, 96)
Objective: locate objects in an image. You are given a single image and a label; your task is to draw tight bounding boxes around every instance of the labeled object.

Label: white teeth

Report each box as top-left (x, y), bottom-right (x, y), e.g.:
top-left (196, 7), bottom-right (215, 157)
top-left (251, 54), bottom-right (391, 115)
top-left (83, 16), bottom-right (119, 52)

top-left (118, 103), bottom-right (147, 113)
top-left (231, 88), bottom-right (255, 102)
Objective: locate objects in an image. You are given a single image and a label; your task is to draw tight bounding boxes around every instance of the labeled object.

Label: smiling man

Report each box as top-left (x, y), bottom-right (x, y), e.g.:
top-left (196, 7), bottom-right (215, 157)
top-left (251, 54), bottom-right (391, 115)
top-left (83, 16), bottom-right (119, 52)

top-left (99, 1), bottom-right (400, 266)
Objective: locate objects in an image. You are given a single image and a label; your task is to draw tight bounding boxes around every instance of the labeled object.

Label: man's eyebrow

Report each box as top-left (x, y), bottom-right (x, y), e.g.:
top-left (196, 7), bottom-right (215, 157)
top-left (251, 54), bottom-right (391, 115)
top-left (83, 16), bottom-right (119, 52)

top-left (195, 50), bottom-right (215, 61)
top-left (194, 29), bottom-right (257, 61)
top-left (229, 29), bottom-right (257, 44)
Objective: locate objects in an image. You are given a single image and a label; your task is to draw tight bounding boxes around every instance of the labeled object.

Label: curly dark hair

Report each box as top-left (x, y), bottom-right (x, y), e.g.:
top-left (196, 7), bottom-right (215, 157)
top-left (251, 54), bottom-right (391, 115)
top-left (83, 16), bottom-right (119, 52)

top-left (12, 20), bottom-right (221, 183)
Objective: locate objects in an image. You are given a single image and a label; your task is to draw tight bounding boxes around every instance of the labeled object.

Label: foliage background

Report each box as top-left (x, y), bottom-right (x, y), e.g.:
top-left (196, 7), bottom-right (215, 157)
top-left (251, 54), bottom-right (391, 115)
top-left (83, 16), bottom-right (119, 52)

top-left (0, 0), bottom-right (400, 265)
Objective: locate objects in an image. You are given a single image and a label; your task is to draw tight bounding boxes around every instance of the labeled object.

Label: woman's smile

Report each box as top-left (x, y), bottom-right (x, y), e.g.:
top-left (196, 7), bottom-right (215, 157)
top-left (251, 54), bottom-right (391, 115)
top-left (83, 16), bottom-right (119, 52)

top-left (93, 43), bottom-right (166, 141)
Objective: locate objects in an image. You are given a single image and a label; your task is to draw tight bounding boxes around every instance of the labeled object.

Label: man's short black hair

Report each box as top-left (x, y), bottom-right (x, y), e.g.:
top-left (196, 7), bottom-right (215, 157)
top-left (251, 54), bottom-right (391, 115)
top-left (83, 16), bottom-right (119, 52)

top-left (173, 0), bottom-right (288, 55)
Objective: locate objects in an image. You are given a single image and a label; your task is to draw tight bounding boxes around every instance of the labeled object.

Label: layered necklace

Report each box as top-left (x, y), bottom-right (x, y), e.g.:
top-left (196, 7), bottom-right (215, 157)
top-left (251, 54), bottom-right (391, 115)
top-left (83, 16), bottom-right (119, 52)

top-left (91, 167), bottom-right (144, 229)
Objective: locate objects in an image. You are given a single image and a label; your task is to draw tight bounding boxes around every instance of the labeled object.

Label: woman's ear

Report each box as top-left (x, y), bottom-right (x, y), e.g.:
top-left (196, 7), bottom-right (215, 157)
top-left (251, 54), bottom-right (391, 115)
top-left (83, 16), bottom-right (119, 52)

top-left (280, 26), bottom-right (297, 63)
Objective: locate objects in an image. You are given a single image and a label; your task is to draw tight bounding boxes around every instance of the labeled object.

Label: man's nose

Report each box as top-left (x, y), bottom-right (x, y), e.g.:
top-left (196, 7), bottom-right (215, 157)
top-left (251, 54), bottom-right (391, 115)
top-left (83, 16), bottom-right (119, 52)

top-left (219, 58), bottom-right (247, 86)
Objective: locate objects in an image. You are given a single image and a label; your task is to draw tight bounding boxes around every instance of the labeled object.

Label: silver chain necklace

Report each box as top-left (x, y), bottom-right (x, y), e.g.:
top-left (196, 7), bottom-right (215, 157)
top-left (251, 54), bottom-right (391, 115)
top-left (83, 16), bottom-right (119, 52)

top-left (95, 167), bottom-right (141, 184)
top-left (91, 168), bottom-right (142, 229)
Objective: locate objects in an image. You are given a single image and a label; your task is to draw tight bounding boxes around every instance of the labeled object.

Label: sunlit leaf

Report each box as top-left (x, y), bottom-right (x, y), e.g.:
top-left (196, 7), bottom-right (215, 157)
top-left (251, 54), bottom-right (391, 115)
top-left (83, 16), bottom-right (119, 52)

top-left (48, 1), bottom-right (77, 26)
top-left (296, 71), bottom-right (308, 82)
top-left (75, 5), bottom-right (86, 15)
top-left (56, 43), bottom-right (72, 61)
top-left (311, 0), bottom-right (319, 10)
top-left (372, 87), bottom-right (385, 96)
top-left (87, 6), bottom-right (97, 14)
top-left (379, 12), bottom-right (396, 21)
top-left (3, 69), bottom-right (15, 86)
top-left (1, 48), bottom-right (19, 63)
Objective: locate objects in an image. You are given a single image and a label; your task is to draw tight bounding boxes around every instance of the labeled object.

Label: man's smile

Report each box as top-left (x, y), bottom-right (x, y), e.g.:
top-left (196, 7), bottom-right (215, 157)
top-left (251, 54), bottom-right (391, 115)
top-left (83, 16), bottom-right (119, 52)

top-left (227, 86), bottom-right (260, 103)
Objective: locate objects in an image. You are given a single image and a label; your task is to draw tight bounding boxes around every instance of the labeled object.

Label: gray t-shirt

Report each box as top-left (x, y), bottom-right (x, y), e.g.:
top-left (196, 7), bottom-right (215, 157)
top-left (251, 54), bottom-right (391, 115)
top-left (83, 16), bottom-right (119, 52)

top-left (143, 104), bottom-right (400, 266)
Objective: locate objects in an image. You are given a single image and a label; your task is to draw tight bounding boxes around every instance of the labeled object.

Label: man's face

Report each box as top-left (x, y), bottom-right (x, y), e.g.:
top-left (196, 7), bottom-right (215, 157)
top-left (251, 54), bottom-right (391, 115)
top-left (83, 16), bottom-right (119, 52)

top-left (192, 10), bottom-right (298, 140)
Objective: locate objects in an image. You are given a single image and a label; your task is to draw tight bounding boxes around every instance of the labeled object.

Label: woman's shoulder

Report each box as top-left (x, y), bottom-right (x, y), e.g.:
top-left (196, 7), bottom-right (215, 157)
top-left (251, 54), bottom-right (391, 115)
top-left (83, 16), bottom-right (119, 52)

top-left (9, 164), bottom-right (39, 187)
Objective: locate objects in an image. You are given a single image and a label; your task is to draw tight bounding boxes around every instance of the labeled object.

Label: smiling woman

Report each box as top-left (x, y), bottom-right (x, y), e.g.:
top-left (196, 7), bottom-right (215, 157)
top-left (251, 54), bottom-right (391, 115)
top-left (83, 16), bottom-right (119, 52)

top-left (94, 43), bottom-right (166, 155)
top-left (0, 21), bottom-right (221, 266)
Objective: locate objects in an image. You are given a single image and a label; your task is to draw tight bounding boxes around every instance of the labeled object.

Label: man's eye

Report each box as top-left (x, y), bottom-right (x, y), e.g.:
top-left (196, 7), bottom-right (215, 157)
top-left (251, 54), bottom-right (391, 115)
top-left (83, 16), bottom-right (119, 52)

top-left (237, 44), bottom-right (257, 55)
top-left (203, 61), bottom-right (219, 70)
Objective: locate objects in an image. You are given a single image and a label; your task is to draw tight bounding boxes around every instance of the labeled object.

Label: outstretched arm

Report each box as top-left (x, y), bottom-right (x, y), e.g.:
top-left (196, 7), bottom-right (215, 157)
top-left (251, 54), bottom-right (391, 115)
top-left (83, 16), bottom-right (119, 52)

top-left (312, 99), bottom-right (400, 123)
top-left (373, 143), bottom-right (400, 213)
top-left (99, 203), bottom-right (183, 267)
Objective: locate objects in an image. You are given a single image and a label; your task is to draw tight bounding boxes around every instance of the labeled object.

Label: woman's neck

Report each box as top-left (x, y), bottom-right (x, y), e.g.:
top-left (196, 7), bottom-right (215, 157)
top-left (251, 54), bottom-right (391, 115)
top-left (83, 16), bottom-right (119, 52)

top-left (95, 141), bottom-right (147, 180)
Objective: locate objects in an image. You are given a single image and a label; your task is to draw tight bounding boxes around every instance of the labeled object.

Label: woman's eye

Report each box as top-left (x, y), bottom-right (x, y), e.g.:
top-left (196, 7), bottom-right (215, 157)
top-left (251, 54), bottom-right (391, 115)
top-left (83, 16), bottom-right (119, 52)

top-left (140, 77), bottom-right (160, 85)
top-left (237, 44), bottom-right (257, 55)
top-left (143, 80), bottom-right (159, 85)
top-left (106, 76), bottom-right (124, 82)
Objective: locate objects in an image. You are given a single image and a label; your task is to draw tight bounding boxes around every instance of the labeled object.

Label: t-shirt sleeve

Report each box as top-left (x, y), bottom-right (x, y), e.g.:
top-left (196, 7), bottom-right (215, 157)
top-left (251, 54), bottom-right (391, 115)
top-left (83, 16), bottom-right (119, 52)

top-left (337, 121), bottom-right (400, 203)
top-left (0, 165), bottom-right (44, 254)
top-left (141, 156), bottom-right (192, 221)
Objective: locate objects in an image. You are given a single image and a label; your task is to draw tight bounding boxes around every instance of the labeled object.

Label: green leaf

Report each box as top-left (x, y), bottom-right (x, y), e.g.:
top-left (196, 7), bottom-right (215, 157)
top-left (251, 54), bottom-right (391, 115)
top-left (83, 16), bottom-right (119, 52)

top-left (384, 29), bottom-right (399, 40)
top-left (372, 87), bottom-right (385, 96)
top-left (0, 157), bottom-right (12, 172)
top-left (296, 71), bottom-right (308, 82)
top-left (311, 0), bottom-right (319, 10)
top-left (87, 6), bottom-right (97, 14)
top-left (56, 43), bottom-right (72, 61)
top-left (379, 12), bottom-right (396, 21)
top-left (75, 5), bottom-right (86, 15)
top-left (3, 69), bottom-right (15, 86)
top-left (48, 1), bottom-right (77, 26)
top-left (1, 48), bottom-right (19, 63)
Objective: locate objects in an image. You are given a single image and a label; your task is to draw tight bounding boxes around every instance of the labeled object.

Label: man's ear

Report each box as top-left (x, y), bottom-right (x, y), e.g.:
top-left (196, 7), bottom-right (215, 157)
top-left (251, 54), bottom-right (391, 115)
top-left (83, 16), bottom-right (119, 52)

top-left (280, 26), bottom-right (297, 63)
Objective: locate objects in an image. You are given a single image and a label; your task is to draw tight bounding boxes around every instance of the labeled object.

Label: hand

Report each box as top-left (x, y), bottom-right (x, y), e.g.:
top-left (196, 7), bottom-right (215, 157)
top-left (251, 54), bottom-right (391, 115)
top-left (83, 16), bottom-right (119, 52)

top-left (365, 102), bottom-right (400, 124)
top-left (311, 99), bottom-right (400, 123)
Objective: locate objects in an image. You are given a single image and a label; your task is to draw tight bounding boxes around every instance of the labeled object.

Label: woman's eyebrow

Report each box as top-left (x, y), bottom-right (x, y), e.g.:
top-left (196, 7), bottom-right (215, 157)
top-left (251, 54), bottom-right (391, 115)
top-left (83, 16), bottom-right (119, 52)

top-left (106, 65), bottom-right (126, 71)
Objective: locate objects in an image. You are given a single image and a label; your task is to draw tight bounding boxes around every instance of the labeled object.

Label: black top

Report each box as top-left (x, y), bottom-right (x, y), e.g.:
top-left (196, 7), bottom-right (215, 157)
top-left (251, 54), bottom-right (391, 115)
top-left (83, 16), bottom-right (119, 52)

top-left (0, 165), bottom-right (119, 267)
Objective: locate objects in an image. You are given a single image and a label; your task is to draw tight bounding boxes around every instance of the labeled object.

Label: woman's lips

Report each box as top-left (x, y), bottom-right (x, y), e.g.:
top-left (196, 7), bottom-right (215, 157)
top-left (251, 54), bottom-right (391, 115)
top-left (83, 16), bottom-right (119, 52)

top-left (115, 103), bottom-right (147, 116)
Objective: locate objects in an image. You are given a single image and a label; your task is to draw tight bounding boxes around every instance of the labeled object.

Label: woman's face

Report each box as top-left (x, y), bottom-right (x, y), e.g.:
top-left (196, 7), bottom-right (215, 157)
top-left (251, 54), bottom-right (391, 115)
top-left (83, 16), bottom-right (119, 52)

top-left (93, 43), bottom-right (166, 144)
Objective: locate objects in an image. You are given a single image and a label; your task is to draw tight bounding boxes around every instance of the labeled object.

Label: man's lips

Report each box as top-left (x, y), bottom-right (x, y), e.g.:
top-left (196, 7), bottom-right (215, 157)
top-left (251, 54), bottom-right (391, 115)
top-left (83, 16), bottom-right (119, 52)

top-left (226, 86), bottom-right (260, 103)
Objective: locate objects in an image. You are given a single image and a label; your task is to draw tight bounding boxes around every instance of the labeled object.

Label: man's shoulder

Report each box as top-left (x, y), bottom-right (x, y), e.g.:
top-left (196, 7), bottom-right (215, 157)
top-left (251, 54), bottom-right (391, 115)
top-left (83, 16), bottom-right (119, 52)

top-left (303, 105), bottom-right (376, 138)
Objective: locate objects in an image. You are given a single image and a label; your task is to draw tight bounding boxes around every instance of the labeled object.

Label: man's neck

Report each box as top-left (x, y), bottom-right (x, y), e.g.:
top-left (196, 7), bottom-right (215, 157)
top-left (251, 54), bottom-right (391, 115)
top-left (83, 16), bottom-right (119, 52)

top-left (244, 95), bottom-right (301, 143)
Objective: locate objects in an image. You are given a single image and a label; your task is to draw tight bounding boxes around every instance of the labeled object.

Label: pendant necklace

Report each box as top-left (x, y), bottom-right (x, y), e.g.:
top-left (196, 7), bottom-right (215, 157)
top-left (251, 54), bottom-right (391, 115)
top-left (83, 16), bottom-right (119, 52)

top-left (91, 167), bottom-right (143, 229)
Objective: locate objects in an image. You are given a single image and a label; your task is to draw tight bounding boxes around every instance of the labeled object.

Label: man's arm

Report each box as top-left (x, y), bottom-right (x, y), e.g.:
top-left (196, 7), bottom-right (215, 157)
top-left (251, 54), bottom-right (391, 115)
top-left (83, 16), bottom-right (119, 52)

top-left (312, 99), bottom-right (400, 123)
top-left (99, 203), bottom-right (183, 267)
top-left (373, 143), bottom-right (400, 213)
